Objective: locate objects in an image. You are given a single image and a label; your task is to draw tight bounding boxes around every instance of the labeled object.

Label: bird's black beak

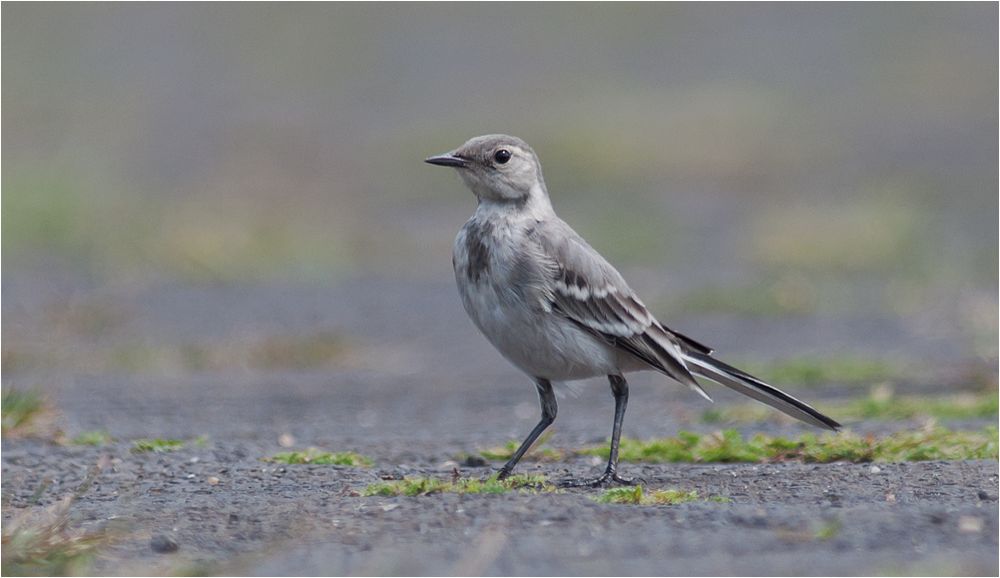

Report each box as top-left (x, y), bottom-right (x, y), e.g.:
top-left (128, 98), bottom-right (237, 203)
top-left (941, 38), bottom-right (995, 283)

top-left (424, 153), bottom-right (469, 168)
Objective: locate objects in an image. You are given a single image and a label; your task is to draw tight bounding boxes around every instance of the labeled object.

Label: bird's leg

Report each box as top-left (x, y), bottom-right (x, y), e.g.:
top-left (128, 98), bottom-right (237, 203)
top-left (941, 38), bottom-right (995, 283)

top-left (562, 374), bottom-right (639, 487)
top-left (496, 378), bottom-right (557, 480)
top-left (602, 374), bottom-right (639, 485)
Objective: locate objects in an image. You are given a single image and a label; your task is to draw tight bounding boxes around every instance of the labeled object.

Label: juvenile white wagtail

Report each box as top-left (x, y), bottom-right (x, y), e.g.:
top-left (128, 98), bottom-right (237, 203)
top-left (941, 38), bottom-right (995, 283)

top-left (426, 134), bottom-right (839, 486)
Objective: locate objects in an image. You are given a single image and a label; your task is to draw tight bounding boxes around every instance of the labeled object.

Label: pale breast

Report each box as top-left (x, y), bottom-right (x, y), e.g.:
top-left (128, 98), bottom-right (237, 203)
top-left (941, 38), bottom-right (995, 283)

top-left (453, 218), bottom-right (620, 380)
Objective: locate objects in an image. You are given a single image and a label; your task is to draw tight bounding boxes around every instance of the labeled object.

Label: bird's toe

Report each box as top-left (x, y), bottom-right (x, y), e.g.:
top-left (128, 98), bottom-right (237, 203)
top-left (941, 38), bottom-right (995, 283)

top-left (558, 471), bottom-right (642, 488)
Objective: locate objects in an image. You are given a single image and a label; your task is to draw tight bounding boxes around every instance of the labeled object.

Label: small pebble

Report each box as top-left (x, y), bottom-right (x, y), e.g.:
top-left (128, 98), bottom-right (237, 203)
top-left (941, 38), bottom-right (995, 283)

top-left (150, 535), bottom-right (179, 554)
top-left (207, 476), bottom-right (220, 486)
top-left (278, 433), bottom-right (296, 447)
top-left (869, 466), bottom-right (881, 474)
top-left (958, 516), bottom-right (983, 534)
top-left (461, 455), bottom-right (489, 468)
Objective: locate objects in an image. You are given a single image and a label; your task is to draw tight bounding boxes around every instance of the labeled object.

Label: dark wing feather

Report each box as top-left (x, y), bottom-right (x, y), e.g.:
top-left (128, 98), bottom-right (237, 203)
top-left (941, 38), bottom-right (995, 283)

top-left (529, 219), bottom-right (839, 431)
top-left (672, 329), bottom-right (714, 355)
top-left (534, 219), bottom-right (710, 398)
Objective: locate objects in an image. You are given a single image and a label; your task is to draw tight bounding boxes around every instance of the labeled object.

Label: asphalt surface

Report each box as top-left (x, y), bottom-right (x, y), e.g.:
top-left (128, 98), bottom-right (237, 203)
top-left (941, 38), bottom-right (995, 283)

top-left (2, 276), bottom-right (998, 576)
top-left (3, 440), bottom-right (997, 576)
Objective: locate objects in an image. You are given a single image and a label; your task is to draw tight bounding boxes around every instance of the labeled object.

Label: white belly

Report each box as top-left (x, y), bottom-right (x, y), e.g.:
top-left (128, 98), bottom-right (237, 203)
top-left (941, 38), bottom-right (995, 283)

top-left (457, 279), bottom-right (621, 381)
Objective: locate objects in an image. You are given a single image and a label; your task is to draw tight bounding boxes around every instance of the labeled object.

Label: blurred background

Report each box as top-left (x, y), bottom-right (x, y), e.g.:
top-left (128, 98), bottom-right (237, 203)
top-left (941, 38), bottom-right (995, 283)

top-left (2, 3), bottom-right (996, 436)
top-left (2, 6), bottom-right (998, 574)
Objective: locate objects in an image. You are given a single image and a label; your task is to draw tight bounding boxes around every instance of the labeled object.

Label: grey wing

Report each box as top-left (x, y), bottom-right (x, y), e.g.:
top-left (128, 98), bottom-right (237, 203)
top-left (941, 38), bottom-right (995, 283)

top-left (532, 219), bottom-right (712, 400)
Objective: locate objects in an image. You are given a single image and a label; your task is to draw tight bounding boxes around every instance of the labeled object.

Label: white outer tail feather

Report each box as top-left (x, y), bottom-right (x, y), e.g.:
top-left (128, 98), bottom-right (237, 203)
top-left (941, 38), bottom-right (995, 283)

top-left (682, 351), bottom-right (841, 431)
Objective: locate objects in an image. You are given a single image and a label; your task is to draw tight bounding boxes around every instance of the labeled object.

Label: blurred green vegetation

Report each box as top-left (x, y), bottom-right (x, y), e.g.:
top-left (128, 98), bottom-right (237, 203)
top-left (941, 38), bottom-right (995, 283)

top-left (1, 496), bottom-right (112, 577)
top-left (3, 328), bottom-right (354, 376)
top-left (594, 486), bottom-right (710, 506)
top-left (477, 430), bottom-right (563, 462)
top-left (3, 4), bottom-right (996, 383)
top-left (563, 192), bottom-right (681, 266)
top-left (3, 4), bottom-right (995, 288)
top-left (265, 449), bottom-right (372, 467)
top-left (668, 275), bottom-right (830, 317)
top-left (361, 474), bottom-right (555, 496)
top-left (702, 387), bottom-right (998, 425)
top-left (2, 167), bottom-right (357, 282)
top-left (1, 387), bottom-right (47, 435)
top-left (69, 431), bottom-right (114, 446)
top-left (581, 427), bottom-right (999, 464)
top-left (738, 357), bottom-right (902, 387)
top-left (747, 192), bottom-right (926, 275)
top-left (1, 387), bottom-right (60, 440)
top-left (131, 438), bottom-right (185, 453)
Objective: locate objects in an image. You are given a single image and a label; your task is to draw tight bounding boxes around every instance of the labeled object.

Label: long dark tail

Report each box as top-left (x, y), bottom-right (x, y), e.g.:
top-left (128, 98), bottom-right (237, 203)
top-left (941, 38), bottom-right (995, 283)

top-left (682, 351), bottom-right (841, 431)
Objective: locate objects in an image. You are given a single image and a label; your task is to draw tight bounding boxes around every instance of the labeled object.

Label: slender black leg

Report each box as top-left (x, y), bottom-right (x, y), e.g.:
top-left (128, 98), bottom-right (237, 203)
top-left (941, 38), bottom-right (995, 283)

top-left (497, 378), bottom-right (557, 480)
top-left (562, 374), bottom-right (639, 487)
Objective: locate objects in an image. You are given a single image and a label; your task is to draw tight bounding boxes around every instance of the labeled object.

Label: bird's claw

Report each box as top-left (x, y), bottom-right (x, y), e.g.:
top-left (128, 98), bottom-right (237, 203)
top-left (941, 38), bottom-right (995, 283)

top-left (559, 471), bottom-right (643, 488)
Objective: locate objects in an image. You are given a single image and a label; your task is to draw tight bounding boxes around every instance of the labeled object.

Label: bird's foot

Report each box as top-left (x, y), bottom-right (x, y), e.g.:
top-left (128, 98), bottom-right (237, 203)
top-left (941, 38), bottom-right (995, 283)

top-left (559, 470), bottom-right (642, 488)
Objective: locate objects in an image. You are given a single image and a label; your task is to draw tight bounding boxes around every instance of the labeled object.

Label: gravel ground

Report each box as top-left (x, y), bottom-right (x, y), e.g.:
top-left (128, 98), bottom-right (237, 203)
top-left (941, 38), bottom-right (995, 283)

top-left (2, 277), bottom-right (998, 576)
top-left (2, 440), bottom-right (997, 576)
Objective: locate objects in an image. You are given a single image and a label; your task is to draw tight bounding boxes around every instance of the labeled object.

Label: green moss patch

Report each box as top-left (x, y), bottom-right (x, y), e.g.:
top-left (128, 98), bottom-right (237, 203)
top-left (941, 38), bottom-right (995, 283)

top-left (594, 486), bottom-right (733, 505)
top-left (362, 474), bottom-right (555, 497)
top-left (594, 486), bottom-right (699, 505)
top-left (581, 427), bottom-right (998, 464)
top-left (131, 438), bottom-right (185, 453)
top-left (1, 388), bottom-right (58, 438)
top-left (813, 518), bottom-right (843, 541)
top-left (69, 431), bottom-right (113, 446)
top-left (265, 448), bottom-right (372, 467)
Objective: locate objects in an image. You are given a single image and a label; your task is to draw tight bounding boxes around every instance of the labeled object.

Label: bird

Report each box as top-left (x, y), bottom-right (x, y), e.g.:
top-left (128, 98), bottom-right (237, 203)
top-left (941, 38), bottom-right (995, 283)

top-left (425, 134), bottom-right (840, 486)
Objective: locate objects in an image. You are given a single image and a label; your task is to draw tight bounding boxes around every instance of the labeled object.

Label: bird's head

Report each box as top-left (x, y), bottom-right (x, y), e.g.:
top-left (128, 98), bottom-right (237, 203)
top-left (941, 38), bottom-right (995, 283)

top-left (425, 134), bottom-right (546, 204)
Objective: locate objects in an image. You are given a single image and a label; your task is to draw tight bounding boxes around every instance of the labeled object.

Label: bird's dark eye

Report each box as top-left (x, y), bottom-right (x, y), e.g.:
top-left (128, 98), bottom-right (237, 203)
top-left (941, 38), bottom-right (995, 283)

top-left (493, 149), bottom-right (512, 164)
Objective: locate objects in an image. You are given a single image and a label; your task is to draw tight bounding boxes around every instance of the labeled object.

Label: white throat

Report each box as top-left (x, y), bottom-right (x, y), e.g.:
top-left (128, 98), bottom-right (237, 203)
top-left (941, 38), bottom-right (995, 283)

top-left (475, 183), bottom-right (554, 222)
